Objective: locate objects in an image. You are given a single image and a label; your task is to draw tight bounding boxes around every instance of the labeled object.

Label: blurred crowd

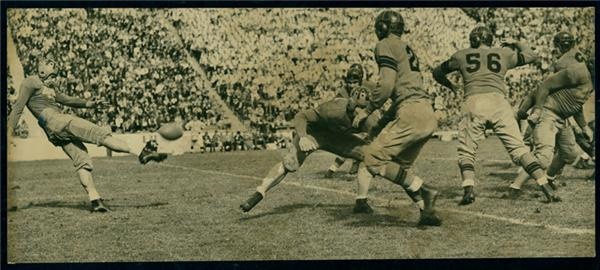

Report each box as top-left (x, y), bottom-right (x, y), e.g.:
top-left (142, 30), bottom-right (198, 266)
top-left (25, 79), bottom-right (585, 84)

top-left (8, 8), bottom-right (595, 141)
top-left (8, 8), bottom-right (224, 134)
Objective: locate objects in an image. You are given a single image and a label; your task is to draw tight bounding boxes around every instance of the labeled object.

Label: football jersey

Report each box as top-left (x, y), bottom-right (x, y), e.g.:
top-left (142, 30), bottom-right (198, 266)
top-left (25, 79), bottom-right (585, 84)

top-left (7, 75), bottom-right (87, 131)
top-left (296, 98), bottom-right (355, 136)
top-left (447, 47), bottom-right (528, 97)
top-left (374, 35), bottom-right (429, 104)
top-left (551, 48), bottom-right (586, 72)
top-left (337, 81), bottom-right (377, 98)
top-left (544, 63), bottom-right (594, 118)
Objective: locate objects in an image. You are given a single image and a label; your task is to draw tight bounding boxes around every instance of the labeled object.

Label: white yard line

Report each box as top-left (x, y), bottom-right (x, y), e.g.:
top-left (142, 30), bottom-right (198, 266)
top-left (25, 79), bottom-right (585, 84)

top-left (106, 160), bottom-right (594, 236)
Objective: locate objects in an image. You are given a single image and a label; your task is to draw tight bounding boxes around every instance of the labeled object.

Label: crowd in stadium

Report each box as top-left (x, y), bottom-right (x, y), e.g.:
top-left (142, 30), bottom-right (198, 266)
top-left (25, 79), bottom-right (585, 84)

top-left (8, 8), bottom-right (224, 134)
top-left (7, 8), bottom-right (595, 143)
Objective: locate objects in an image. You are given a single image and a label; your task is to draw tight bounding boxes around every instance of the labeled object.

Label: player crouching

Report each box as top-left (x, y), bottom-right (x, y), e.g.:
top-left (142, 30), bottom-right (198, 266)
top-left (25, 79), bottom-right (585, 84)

top-left (240, 86), bottom-right (377, 215)
top-left (7, 59), bottom-right (168, 213)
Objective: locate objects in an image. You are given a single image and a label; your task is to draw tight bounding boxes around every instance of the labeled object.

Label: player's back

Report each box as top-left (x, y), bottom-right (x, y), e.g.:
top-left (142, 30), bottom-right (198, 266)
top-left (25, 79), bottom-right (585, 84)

top-left (452, 47), bottom-right (520, 97)
top-left (375, 36), bottom-right (428, 103)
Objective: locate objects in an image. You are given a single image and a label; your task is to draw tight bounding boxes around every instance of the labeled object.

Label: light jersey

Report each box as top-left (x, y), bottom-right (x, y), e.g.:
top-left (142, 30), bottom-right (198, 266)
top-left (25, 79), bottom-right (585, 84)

top-left (374, 35), bottom-right (429, 103)
top-left (544, 63), bottom-right (594, 118)
top-left (551, 48), bottom-right (586, 73)
top-left (7, 75), bottom-right (87, 131)
top-left (448, 46), bottom-right (525, 97)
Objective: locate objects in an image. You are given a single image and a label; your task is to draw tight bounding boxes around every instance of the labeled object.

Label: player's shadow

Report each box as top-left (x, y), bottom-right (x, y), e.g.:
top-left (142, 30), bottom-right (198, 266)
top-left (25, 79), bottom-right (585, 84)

top-left (19, 200), bottom-right (168, 212)
top-left (324, 206), bottom-right (415, 228)
top-left (239, 203), bottom-right (347, 221)
top-left (240, 202), bottom-right (416, 228)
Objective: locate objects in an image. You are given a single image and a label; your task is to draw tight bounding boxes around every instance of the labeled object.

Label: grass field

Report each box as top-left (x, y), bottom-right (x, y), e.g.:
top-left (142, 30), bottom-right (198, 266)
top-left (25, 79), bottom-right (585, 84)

top-left (6, 137), bottom-right (596, 262)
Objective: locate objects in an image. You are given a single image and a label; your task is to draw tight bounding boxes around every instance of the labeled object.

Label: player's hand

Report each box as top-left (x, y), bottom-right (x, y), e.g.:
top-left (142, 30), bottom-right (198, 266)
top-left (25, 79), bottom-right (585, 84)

top-left (583, 126), bottom-right (594, 142)
top-left (527, 107), bottom-right (542, 126)
top-left (353, 108), bottom-right (369, 129)
top-left (86, 99), bottom-right (108, 108)
top-left (298, 135), bottom-right (318, 152)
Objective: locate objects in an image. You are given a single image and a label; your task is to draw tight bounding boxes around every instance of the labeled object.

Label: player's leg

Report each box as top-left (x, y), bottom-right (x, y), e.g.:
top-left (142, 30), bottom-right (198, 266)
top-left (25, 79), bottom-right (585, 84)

top-left (547, 125), bottom-right (586, 181)
top-left (62, 141), bottom-right (109, 212)
top-left (353, 162), bottom-right (374, 213)
top-left (363, 100), bottom-right (441, 226)
top-left (324, 156), bottom-right (347, 178)
top-left (456, 109), bottom-right (486, 205)
top-left (65, 115), bottom-right (167, 164)
top-left (349, 159), bottom-right (360, 175)
top-left (240, 133), bottom-right (312, 212)
top-left (495, 107), bottom-right (560, 202)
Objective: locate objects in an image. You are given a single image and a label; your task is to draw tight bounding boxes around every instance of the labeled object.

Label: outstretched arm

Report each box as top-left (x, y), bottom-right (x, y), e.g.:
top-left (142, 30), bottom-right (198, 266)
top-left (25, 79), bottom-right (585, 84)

top-left (7, 80), bottom-right (37, 133)
top-left (55, 92), bottom-right (89, 108)
top-left (432, 58), bottom-right (459, 92)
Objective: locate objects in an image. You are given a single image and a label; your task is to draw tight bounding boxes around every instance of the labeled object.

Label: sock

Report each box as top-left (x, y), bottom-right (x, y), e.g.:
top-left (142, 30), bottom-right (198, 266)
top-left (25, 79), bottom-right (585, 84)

top-left (416, 200), bottom-right (425, 210)
top-left (407, 175), bottom-right (423, 192)
top-left (535, 176), bottom-right (548, 186)
top-left (461, 179), bottom-right (475, 187)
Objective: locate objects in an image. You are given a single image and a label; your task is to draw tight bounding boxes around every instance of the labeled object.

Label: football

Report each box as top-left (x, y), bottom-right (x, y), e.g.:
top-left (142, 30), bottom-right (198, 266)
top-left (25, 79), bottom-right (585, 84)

top-left (157, 122), bottom-right (184, 140)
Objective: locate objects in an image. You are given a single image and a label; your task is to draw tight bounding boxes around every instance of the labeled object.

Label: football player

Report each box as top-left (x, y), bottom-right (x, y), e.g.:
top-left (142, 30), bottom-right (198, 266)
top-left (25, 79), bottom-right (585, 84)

top-left (431, 26), bottom-right (559, 205)
top-left (509, 36), bottom-right (594, 194)
top-left (7, 59), bottom-right (168, 213)
top-left (352, 10), bottom-right (442, 226)
top-left (240, 86), bottom-right (377, 214)
top-left (325, 63), bottom-right (380, 178)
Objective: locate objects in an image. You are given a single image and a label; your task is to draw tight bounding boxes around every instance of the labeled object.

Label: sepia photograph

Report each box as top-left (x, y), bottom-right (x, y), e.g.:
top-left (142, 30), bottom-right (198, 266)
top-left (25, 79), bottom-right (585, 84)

top-left (2, 1), bottom-right (597, 267)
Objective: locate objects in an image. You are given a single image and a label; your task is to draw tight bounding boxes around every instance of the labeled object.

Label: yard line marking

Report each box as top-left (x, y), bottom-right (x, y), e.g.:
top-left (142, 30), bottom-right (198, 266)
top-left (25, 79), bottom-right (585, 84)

top-left (107, 160), bottom-right (594, 236)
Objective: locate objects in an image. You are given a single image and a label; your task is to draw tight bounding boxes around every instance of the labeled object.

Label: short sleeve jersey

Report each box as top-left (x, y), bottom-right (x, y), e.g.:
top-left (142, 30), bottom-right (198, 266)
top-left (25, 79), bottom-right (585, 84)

top-left (447, 47), bottom-right (522, 97)
top-left (544, 63), bottom-right (594, 118)
top-left (374, 36), bottom-right (429, 103)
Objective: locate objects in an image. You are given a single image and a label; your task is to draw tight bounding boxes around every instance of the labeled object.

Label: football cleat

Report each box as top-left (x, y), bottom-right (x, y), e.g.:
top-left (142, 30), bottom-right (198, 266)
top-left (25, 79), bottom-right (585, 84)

top-left (139, 140), bottom-right (168, 164)
top-left (353, 198), bottom-right (374, 214)
top-left (540, 184), bottom-right (561, 203)
top-left (240, 192), bottom-right (263, 212)
top-left (90, 199), bottom-right (111, 213)
top-left (458, 186), bottom-right (476, 206)
top-left (349, 162), bottom-right (360, 175)
top-left (418, 209), bottom-right (442, 226)
top-left (548, 178), bottom-right (559, 191)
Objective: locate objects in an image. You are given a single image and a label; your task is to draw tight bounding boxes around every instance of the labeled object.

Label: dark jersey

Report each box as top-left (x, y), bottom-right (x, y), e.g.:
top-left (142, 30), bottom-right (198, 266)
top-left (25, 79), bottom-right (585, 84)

top-left (544, 63), bottom-right (594, 118)
top-left (294, 98), bottom-right (356, 136)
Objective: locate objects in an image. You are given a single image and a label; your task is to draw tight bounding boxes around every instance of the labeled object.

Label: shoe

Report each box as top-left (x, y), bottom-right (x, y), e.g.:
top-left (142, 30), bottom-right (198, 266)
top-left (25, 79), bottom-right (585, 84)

top-left (324, 170), bottom-right (335, 179)
top-left (353, 198), bottom-right (374, 214)
top-left (458, 186), bottom-right (475, 206)
top-left (540, 184), bottom-right (561, 203)
top-left (240, 192), bottom-right (263, 212)
top-left (349, 162), bottom-right (360, 175)
top-left (139, 140), bottom-right (168, 164)
top-left (90, 199), bottom-right (111, 213)
top-left (418, 209), bottom-right (442, 226)
top-left (548, 178), bottom-right (558, 191)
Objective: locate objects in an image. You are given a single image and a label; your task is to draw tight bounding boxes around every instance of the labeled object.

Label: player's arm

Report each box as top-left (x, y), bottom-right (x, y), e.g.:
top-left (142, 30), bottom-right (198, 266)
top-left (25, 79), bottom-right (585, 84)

top-left (516, 92), bottom-right (535, 119)
top-left (7, 78), bottom-right (37, 134)
top-left (365, 42), bottom-right (398, 114)
top-left (432, 57), bottom-right (460, 92)
top-left (293, 107), bottom-right (322, 151)
top-left (293, 108), bottom-right (320, 137)
top-left (55, 92), bottom-right (93, 108)
top-left (503, 39), bottom-right (539, 67)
